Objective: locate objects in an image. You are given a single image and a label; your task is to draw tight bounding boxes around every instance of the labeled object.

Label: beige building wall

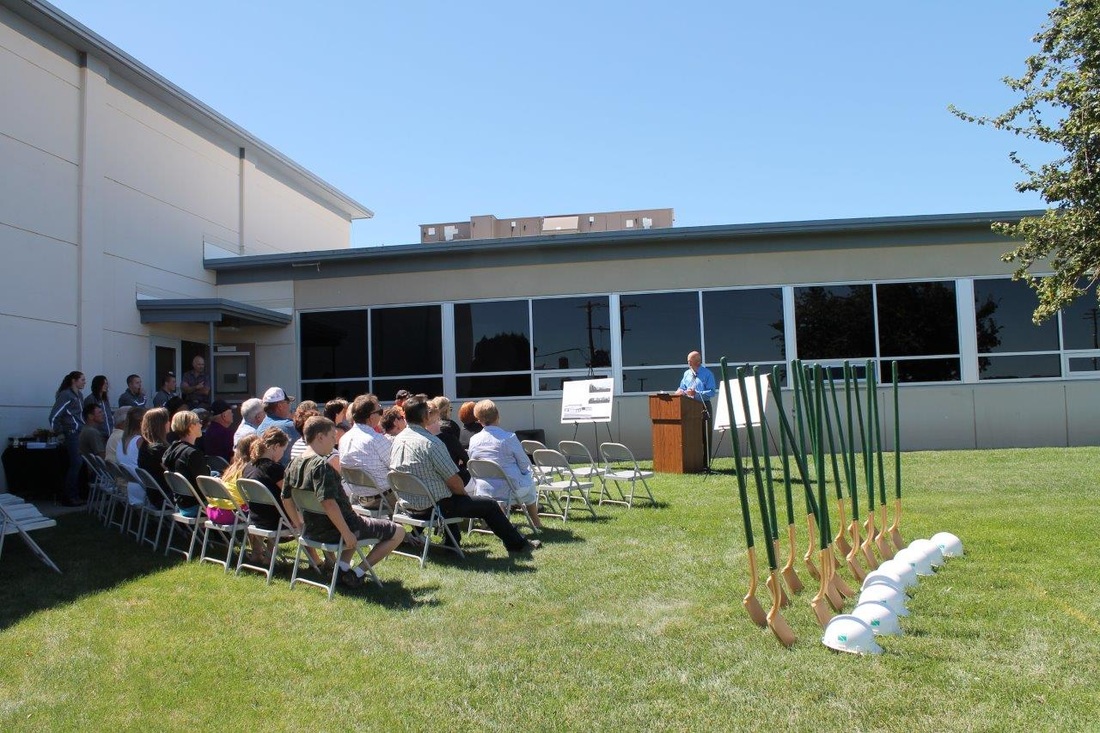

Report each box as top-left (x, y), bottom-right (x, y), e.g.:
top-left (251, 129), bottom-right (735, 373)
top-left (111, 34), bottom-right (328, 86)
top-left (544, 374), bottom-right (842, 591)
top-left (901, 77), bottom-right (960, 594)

top-left (0, 5), bottom-right (362, 488)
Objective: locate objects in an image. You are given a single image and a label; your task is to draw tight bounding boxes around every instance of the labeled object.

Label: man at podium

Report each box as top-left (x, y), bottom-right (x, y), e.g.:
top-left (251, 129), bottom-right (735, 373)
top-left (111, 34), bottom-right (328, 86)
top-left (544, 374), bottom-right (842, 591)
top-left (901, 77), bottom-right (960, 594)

top-left (674, 351), bottom-right (716, 403)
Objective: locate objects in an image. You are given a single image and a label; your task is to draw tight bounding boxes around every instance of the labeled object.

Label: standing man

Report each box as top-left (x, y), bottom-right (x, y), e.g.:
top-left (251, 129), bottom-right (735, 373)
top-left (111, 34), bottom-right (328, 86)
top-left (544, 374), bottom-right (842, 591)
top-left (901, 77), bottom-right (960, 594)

top-left (118, 374), bottom-right (148, 409)
top-left (674, 351), bottom-right (717, 468)
top-left (153, 372), bottom-right (178, 408)
top-left (181, 355), bottom-right (211, 410)
top-left (203, 400), bottom-right (235, 462)
top-left (389, 394), bottom-right (540, 555)
top-left (259, 387), bottom-right (300, 466)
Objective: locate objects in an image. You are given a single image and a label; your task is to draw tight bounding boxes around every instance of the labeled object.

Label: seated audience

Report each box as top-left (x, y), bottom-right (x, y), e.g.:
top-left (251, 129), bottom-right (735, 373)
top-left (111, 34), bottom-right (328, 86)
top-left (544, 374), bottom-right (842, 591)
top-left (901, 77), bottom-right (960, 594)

top-left (153, 371), bottom-right (178, 408)
top-left (458, 401), bottom-right (482, 449)
top-left (203, 400), bottom-right (235, 462)
top-left (430, 396), bottom-right (469, 485)
top-left (324, 398), bottom-right (349, 425)
top-left (381, 407), bottom-right (405, 441)
top-left (467, 400), bottom-right (543, 530)
top-left (162, 410), bottom-right (209, 516)
top-left (207, 434), bottom-right (253, 525)
top-left (339, 394), bottom-right (395, 512)
top-left (234, 397), bottom-right (265, 447)
top-left (283, 416), bottom-right (404, 588)
top-left (138, 407), bottom-right (172, 508)
top-left (104, 406), bottom-right (131, 465)
top-left (84, 375), bottom-right (114, 438)
top-left (258, 387), bottom-right (300, 465)
top-left (78, 402), bottom-right (107, 459)
top-left (389, 395), bottom-right (540, 554)
top-left (116, 407), bottom-right (147, 506)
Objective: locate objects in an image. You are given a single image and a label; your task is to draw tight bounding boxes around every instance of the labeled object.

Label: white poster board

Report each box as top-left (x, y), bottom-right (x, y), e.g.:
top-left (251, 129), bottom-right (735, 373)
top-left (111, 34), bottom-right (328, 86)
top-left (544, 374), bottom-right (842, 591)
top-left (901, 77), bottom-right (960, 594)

top-left (714, 373), bottom-right (770, 430)
top-left (560, 377), bottom-right (615, 423)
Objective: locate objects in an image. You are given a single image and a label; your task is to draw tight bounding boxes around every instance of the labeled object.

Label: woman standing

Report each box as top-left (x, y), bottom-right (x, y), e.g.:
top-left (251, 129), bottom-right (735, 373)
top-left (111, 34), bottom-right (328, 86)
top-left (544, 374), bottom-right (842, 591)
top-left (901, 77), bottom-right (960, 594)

top-left (83, 375), bottom-right (113, 438)
top-left (50, 371), bottom-right (86, 506)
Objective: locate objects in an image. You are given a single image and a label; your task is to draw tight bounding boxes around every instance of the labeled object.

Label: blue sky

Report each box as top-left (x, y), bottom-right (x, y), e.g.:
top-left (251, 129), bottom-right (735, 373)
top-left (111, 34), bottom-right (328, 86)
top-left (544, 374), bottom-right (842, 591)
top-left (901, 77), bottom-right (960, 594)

top-left (51, 0), bottom-right (1056, 248)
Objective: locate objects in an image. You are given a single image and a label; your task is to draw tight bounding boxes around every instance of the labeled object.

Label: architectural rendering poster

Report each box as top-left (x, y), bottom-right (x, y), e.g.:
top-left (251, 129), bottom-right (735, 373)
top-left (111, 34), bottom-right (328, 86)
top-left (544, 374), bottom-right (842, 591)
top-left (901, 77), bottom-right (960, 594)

top-left (713, 372), bottom-right (770, 431)
top-left (560, 377), bottom-right (615, 423)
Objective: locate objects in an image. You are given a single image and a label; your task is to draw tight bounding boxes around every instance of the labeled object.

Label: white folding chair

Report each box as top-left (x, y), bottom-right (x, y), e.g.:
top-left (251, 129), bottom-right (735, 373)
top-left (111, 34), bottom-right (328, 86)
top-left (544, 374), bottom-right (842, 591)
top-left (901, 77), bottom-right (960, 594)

top-left (235, 477), bottom-right (303, 584)
top-left (531, 449), bottom-right (597, 521)
top-left (466, 458), bottom-right (537, 533)
top-left (341, 466), bottom-right (395, 518)
top-left (558, 440), bottom-right (608, 501)
top-left (288, 488), bottom-right (381, 599)
top-left (388, 470), bottom-right (465, 568)
top-left (196, 475), bottom-right (249, 572)
top-left (599, 442), bottom-right (656, 507)
top-left (82, 455), bottom-right (113, 522)
top-left (102, 459), bottom-right (140, 537)
top-left (0, 494), bottom-right (60, 573)
top-left (520, 439), bottom-right (555, 485)
top-left (163, 472), bottom-right (206, 561)
top-left (206, 455), bottom-right (230, 474)
top-left (121, 465), bottom-right (176, 552)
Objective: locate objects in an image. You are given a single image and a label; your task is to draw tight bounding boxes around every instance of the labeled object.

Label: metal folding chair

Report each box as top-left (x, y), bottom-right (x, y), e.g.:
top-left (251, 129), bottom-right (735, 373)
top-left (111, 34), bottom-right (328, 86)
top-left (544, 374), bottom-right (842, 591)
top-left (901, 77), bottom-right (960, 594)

top-left (163, 471), bottom-right (206, 561)
top-left (532, 449), bottom-right (597, 521)
top-left (121, 465), bottom-right (176, 552)
top-left (558, 440), bottom-right (608, 501)
top-left (388, 470), bottom-right (466, 568)
top-left (599, 442), bottom-right (656, 507)
top-left (288, 488), bottom-right (381, 599)
top-left (235, 477), bottom-right (303, 584)
top-left (195, 475), bottom-right (249, 572)
top-left (466, 458), bottom-right (537, 533)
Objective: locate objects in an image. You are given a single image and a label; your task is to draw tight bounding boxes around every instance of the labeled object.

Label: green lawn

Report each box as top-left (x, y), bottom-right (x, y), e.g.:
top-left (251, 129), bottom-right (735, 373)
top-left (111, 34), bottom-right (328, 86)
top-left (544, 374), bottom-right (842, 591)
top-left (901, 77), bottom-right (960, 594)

top-left (2, 448), bottom-right (1098, 732)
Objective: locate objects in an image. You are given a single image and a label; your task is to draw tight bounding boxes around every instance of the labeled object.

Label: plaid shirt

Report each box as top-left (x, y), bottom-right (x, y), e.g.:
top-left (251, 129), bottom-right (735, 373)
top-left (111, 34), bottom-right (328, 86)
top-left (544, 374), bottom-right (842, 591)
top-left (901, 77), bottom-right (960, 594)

top-left (388, 424), bottom-right (459, 505)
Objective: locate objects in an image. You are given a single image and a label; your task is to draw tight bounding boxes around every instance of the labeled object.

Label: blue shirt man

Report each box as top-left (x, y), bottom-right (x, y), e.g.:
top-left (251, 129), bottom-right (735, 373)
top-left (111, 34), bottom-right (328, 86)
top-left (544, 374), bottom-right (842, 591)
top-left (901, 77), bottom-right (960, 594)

top-left (675, 351), bottom-right (717, 402)
top-left (258, 386), bottom-right (300, 466)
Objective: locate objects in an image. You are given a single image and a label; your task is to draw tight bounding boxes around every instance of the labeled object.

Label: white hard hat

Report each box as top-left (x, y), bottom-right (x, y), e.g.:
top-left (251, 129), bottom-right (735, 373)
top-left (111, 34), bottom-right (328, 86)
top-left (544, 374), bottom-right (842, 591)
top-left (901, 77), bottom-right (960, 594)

top-left (862, 567), bottom-right (907, 594)
top-left (878, 559), bottom-right (919, 589)
top-left (852, 600), bottom-right (904, 636)
top-left (857, 583), bottom-right (910, 617)
top-left (894, 546), bottom-right (935, 576)
top-left (822, 615), bottom-right (884, 655)
top-left (909, 538), bottom-right (945, 568)
top-left (931, 531), bottom-right (964, 558)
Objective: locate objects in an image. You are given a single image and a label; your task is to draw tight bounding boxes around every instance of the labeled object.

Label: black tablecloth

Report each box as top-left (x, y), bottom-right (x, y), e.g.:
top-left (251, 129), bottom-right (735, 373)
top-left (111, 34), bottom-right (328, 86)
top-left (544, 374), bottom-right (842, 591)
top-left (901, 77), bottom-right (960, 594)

top-left (2, 445), bottom-right (68, 500)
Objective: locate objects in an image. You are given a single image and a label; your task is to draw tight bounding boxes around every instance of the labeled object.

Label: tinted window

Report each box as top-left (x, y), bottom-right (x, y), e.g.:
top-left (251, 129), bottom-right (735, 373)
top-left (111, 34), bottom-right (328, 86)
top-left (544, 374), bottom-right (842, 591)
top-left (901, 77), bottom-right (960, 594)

top-left (703, 288), bottom-right (785, 363)
top-left (454, 301), bottom-right (530, 372)
top-left (372, 377), bottom-right (444, 401)
top-left (978, 354), bottom-right (1061, 380)
top-left (877, 282), bottom-right (959, 357)
top-left (881, 358), bottom-right (960, 383)
top-left (795, 285), bottom-right (875, 360)
top-left (300, 380), bottom-right (370, 404)
top-left (1059, 289), bottom-right (1100, 350)
top-left (532, 297), bottom-right (611, 370)
top-left (371, 306), bottom-right (442, 376)
top-left (622, 367), bottom-right (685, 394)
top-left (619, 292), bottom-right (699, 366)
top-left (300, 310), bottom-right (368, 380)
top-left (974, 279), bottom-right (1058, 353)
top-left (457, 374), bottom-right (532, 399)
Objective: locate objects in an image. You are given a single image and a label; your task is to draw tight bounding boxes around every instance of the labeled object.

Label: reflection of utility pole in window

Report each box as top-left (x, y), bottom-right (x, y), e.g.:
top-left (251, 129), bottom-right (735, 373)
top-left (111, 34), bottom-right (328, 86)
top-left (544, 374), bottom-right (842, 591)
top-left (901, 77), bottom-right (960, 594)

top-left (578, 299), bottom-right (610, 371)
top-left (1083, 308), bottom-right (1099, 370)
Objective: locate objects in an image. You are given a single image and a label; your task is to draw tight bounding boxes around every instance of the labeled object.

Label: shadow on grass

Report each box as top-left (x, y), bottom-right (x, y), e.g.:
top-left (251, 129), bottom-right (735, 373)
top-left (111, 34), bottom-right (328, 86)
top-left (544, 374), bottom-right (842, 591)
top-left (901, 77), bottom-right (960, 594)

top-left (0, 512), bottom-right (181, 630)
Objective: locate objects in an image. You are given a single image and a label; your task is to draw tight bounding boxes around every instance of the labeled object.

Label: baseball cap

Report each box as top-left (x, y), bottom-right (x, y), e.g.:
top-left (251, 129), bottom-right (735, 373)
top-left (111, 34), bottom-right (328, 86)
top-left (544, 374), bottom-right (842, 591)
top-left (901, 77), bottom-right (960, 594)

top-left (210, 400), bottom-right (232, 416)
top-left (262, 387), bottom-right (295, 404)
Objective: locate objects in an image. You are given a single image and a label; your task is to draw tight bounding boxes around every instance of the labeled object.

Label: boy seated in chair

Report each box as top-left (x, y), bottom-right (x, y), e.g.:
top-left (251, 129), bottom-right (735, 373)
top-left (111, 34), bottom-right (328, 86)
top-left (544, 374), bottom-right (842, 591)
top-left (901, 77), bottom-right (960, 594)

top-left (282, 416), bottom-right (404, 587)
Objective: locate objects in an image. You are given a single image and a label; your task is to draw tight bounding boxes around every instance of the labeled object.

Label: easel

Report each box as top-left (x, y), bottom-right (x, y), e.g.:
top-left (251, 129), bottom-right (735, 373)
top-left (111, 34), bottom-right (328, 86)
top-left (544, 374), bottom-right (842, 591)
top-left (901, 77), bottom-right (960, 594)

top-left (570, 420), bottom-right (616, 461)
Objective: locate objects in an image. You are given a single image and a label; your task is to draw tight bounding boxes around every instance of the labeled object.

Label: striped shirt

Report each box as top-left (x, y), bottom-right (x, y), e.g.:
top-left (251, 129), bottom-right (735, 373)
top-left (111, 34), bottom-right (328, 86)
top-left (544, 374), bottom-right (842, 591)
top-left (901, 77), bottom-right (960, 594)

top-left (389, 424), bottom-right (459, 504)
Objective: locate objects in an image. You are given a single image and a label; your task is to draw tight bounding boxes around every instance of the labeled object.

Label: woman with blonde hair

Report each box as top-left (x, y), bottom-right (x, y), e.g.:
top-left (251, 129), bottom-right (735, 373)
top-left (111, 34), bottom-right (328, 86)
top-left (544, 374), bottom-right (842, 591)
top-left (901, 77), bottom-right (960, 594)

top-left (206, 434), bottom-right (254, 525)
top-left (162, 410), bottom-right (209, 516)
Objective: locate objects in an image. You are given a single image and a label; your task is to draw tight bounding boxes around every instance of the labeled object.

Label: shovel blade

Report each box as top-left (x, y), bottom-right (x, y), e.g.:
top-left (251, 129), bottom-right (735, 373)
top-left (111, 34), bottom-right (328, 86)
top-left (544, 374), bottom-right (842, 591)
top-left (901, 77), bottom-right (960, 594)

top-left (846, 552), bottom-right (867, 582)
top-left (744, 595), bottom-right (768, 628)
top-left (811, 595), bottom-right (833, 629)
top-left (890, 526), bottom-right (905, 552)
top-left (861, 540), bottom-right (880, 571)
top-left (834, 531), bottom-right (853, 556)
top-left (875, 532), bottom-right (896, 560)
top-left (782, 564), bottom-right (804, 595)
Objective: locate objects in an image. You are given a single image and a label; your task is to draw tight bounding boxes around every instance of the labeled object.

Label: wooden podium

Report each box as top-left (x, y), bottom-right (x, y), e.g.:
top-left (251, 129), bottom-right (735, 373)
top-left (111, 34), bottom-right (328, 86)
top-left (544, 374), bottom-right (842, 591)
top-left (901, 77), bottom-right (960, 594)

top-left (648, 394), bottom-right (707, 474)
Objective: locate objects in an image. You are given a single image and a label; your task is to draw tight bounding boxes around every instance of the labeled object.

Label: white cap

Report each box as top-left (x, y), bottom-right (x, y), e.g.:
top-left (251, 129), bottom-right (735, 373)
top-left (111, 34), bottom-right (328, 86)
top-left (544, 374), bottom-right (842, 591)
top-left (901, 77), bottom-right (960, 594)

top-left (262, 387), bottom-right (295, 404)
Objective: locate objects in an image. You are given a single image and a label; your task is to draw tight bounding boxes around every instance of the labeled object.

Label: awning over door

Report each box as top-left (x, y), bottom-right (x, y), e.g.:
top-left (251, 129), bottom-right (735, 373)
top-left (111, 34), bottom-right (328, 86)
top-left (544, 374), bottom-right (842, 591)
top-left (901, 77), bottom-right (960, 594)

top-left (136, 298), bottom-right (292, 327)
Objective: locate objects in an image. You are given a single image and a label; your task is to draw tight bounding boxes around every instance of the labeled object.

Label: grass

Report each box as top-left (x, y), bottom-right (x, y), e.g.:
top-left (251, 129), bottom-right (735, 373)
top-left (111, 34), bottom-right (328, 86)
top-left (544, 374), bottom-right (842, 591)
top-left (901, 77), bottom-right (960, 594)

top-left (1, 447), bottom-right (1098, 732)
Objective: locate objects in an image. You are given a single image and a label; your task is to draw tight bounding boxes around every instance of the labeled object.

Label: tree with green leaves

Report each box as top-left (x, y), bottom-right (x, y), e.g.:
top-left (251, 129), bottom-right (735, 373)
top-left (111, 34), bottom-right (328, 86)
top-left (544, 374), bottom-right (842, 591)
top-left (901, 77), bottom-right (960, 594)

top-left (949, 0), bottom-right (1100, 324)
